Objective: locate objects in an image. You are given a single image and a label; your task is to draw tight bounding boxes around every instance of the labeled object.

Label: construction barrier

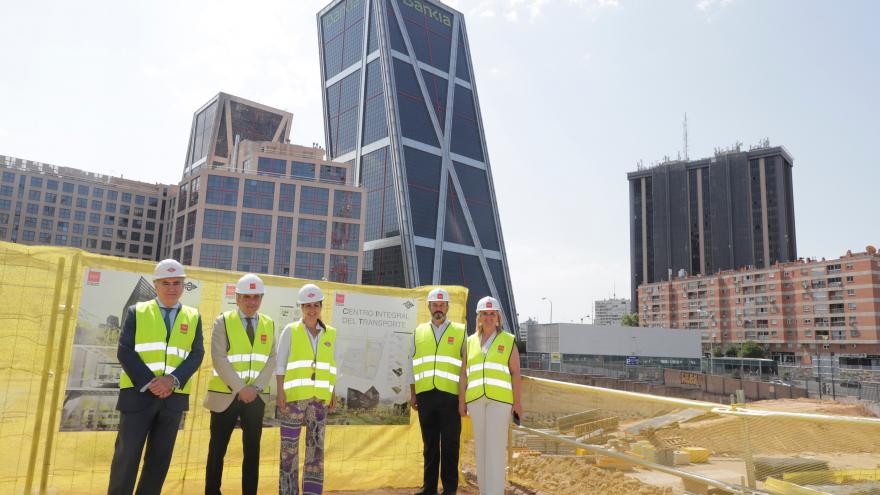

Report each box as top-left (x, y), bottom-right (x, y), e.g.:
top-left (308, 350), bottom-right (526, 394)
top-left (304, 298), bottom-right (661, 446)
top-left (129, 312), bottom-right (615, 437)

top-left (0, 242), bottom-right (467, 493)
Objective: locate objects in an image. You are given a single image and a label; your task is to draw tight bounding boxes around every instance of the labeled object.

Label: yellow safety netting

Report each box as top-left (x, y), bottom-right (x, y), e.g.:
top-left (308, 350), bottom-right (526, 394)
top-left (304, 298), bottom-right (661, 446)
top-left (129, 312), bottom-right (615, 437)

top-left (0, 242), bottom-right (467, 494)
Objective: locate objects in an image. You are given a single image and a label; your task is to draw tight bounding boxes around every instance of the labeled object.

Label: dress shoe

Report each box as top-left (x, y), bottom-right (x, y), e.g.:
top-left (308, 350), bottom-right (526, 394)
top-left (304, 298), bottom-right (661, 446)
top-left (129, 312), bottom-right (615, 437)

top-left (414, 489), bottom-right (437, 495)
top-left (440, 490), bottom-right (457, 495)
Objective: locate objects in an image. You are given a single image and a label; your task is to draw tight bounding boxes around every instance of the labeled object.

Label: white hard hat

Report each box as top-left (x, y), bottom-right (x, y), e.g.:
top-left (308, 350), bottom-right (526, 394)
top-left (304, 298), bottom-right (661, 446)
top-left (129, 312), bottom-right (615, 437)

top-left (427, 287), bottom-right (450, 303)
top-left (236, 273), bottom-right (265, 295)
top-left (153, 259), bottom-right (186, 280)
top-left (477, 296), bottom-right (501, 313)
top-left (297, 283), bottom-right (324, 304)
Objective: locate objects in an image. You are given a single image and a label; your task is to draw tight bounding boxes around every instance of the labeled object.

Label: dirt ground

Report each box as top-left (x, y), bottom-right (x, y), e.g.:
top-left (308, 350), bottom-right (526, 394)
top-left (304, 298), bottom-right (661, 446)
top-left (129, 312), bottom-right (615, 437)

top-left (330, 398), bottom-right (880, 494)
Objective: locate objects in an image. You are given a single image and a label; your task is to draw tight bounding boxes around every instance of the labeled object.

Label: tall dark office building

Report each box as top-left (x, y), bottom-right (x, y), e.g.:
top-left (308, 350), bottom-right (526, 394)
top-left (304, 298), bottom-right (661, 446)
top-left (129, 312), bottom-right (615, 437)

top-left (628, 145), bottom-right (797, 311)
top-left (317, 0), bottom-right (517, 329)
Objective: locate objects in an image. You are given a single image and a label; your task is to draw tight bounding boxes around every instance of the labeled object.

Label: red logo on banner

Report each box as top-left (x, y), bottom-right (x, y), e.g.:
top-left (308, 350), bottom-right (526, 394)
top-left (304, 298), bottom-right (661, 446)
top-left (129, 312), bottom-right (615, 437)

top-left (497, 345), bottom-right (505, 353)
top-left (447, 336), bottom-right (455, 344)
top-left (261, 334), bottom-right (267, 344)
top-left (87, 270), bottom-right (101, 285)
top-left (249, 282), bottom-right (256, 289)
top-left (336, 294), bottom-right (345, 304)
top-left (437, 293), bottom-right (444, 300)
top-left (180, 324), bottom-right (189, 334)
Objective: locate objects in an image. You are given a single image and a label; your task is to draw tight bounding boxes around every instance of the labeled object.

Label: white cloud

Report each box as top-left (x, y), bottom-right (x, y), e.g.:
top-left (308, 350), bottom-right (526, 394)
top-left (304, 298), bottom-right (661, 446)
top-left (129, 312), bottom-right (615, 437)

top-left (463, 0), bottom-right (618, 23)
top-left (696, 0), bottom-right (735, 21)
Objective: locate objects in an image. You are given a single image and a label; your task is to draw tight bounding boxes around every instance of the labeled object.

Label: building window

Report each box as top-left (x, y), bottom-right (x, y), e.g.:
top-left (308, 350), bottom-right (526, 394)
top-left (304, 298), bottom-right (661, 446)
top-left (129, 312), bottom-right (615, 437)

top-left (31, 176), bottom-right (43, 188)
top-left (28, 190), bottom-right (41, 201)
top-left (331, 222), bottom-right (359, 251)
top-left (300, 186), bottom-right (329, 215)
top-left (328, 255), bottom-right (357, 284)
top-left (206, 175), bottom-right (240, 206)
top-left (273, 217), bottom-right (294, 276)
top-left (240, 213), bottom-right (272, 243)
top-left (43, 206), bottom-right (55, 217)
top-left (333, 190), bottom-right (361, 219)
top-left (104, 215), bottom-right (115, 225)
top-left (76, 198), bottom-right (87, 208)
top-left (847, 289), bottom-right (855, 296)
top-left (291, 161), bottom-right (316, 180)
top-left (41, 219), bottom-right (53, 230)
top-left (122, 192), bottom-right (132, 202)
top-left (848, 303), bottom-right (857, 310)
top-left (185, 210), bottom-right (197, 241)
top-left (846, 275), bottom-right (854, 283)
top-left (174, 215), bottom-right (185, 243)
top-left (105, 202), bottom-right (116, 213)
top-left (45, 192), bottom-right (57, 204)
top-left (77, 184), bottom-right (89, 195)
top-left (92, 187), bottom-right (104, 198)
top-left (237, 247), bottom-right (270, 273)
top-left (203, 209), bottom-right (236, 240)
top-left (297, 219), bottom-right (327, 249)
top-left (182, 244), bottom-right (193, 265)
top-left (129, 244), bottom-right (139, 254)
top-left (200, 244), bottom-right (233, 270)
top-left (39, 232), bottom-right (51, 243)
top-left (0, 185), bottom-right (13, 197)
top-left (136, 195), bottom-right (146, 205)
top-left (258, 157), bottom-right (286, 177)
top-left (23, 230), bottom-right (35, 241)
top-left (1, 172), bottom-right (15, 183)
top-left (320, 165), bottom-right (346, 184)
top-left (190, 176), bottom-right (201, 206)
top-left (279, 183), bottom-right (296, 212)
top-left (294, 252), bottom-right (324, 280)
top-left (92, 200), bottom-right (102, 210)
top-left (89, 212), bottom-right (100, 223)
top-left (243, 179), bottom-right (275, 210)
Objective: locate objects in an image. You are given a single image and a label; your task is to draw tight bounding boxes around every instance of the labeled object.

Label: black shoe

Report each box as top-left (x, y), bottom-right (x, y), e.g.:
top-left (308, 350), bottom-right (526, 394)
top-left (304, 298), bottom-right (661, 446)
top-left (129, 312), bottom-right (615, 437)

top-left (414, 489), bottom-right (437, 495)
top-left (440, 490), bottom-right (457, 495)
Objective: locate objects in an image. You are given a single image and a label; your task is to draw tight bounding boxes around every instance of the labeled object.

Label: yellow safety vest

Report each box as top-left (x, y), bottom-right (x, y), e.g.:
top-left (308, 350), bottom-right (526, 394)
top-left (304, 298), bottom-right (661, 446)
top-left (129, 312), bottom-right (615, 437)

top-left (208, 311), bottom-right (274, 393)
top-left (282, 321), bottom-right (337, 404)
top-left (413, 321), bottom-right (465, 395)
top-left (120, 300), bottom-right (199, 395)
top-left (465, 331), bottom-right (515, 404)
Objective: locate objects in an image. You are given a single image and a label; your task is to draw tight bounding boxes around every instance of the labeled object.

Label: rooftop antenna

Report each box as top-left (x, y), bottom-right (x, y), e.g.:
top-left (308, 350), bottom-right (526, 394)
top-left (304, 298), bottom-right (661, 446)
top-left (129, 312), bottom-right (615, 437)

top-left (682, 113), bottom-right (689, 161)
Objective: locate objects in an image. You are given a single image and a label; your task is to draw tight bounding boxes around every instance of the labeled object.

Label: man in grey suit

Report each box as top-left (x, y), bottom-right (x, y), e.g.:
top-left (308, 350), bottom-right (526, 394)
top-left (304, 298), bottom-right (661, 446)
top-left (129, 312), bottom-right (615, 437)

top-left (204, 274), bottom-right (277, 495)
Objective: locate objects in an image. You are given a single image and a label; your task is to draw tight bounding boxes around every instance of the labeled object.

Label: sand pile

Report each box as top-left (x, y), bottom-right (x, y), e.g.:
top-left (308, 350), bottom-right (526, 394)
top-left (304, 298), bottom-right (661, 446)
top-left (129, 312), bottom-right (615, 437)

top-left (509, 456), bottom-right (674, 495)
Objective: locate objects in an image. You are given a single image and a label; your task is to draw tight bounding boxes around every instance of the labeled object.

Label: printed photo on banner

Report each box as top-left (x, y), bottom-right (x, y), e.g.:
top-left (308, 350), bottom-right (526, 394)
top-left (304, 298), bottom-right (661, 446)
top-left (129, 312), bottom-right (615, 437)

top-left (330, 291), bottom-right (417, 425)
top-left (62, 268), bottom-right (202, 432)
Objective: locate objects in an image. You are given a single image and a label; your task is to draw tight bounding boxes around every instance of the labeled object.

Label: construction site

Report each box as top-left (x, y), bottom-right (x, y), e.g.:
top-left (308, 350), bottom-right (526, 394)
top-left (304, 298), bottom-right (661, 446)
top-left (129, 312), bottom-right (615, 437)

top-left (3, 244), bottom-right (880, 495)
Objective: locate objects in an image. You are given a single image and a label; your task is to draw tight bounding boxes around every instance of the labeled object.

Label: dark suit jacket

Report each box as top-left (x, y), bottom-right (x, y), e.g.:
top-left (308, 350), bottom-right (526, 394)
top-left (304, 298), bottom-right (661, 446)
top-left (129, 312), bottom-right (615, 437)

top-left (116, 302), bottom-right (205, 412)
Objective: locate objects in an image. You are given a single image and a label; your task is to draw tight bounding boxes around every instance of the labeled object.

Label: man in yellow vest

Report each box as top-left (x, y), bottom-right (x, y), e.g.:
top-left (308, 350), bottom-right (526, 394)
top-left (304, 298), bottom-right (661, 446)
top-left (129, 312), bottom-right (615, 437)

top-left (108, 259), bottom-right (205, 495)
top-left (407, 287), bottom-right (467, 495)
top-left (274, 283), bottom-right (337, 495)
top-left (204, 274), bottom-right (277, 495)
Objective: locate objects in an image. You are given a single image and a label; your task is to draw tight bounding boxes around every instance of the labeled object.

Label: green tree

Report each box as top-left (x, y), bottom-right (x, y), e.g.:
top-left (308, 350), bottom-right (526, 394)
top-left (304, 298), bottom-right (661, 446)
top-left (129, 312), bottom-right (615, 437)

top-left (740, 340), bottom-right (767, 358)
top-left (711, 346), bottom-right (724, 358)
top-left (724, 345), bottom-right (739, 357)
top-left (620, 313), bottom-right (639, 327)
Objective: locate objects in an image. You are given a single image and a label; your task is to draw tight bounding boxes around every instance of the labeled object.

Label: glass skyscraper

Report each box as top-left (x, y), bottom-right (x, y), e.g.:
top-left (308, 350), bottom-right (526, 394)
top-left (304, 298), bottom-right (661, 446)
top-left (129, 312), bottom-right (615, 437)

top-left (317, 0), bottom-right (517, 329)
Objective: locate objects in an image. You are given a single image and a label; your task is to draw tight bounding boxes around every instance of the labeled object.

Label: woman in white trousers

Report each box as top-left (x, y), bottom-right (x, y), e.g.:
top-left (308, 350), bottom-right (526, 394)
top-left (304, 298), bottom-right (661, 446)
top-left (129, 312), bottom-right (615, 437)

top-left (459, 296), bottom-right (522, 495)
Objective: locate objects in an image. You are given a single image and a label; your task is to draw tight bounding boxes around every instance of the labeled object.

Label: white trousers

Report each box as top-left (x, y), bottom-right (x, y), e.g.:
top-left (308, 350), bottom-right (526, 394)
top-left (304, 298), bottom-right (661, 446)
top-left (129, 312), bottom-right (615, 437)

top-left (469, 396), bottom-right (511, 495)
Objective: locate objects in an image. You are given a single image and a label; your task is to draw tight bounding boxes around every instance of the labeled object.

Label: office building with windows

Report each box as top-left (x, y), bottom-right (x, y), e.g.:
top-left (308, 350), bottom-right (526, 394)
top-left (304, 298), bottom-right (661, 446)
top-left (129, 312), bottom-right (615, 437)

top-left (594, 297), bottom-right (630, 326)
top-left (628, 144), bottom-right (797, 311)
top-left (163, 93), bottom-right (365, 282)
top-left (0, 154), bottom-right (173, 260)
top-left (317, 0), bottom-right (517, 328)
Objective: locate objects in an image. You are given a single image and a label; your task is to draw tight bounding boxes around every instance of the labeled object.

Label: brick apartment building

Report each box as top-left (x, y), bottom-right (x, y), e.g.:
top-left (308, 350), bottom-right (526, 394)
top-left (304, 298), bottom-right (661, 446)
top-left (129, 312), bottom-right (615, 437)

top-left (638, 248), bottom-right (880, 364)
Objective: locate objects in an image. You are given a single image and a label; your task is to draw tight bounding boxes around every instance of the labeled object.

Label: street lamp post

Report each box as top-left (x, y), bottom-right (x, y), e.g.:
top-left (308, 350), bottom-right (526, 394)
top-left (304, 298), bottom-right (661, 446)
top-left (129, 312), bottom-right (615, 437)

top-left (580, 315), bottom-right (591, 324)
top-left (541, 297), bottom-right (553, 323)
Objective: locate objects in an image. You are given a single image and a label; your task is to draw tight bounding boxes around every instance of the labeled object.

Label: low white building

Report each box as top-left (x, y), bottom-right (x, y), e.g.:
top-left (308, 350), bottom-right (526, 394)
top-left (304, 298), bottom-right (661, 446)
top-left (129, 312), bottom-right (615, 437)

top-left (526, 323), bottom-right (701, 372)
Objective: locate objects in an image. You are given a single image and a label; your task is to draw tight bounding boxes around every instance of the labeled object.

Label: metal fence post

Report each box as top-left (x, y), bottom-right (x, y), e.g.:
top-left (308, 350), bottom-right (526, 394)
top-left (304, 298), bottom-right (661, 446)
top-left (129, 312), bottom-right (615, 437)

top-left (23, 257), bottom-right (66, 495)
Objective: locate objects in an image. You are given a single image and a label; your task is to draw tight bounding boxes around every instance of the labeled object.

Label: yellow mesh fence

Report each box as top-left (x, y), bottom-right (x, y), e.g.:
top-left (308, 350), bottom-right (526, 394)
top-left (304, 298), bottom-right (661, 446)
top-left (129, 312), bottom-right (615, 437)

top-left (4, 241), bottom-right (880, 494)
top-left (0, 242), bottom-right (465, 494)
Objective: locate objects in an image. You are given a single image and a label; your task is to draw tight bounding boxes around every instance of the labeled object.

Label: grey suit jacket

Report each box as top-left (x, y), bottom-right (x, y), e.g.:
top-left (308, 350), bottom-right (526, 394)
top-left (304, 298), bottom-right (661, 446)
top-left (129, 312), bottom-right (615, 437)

top-left (203, 312), bottom-right (277, 413)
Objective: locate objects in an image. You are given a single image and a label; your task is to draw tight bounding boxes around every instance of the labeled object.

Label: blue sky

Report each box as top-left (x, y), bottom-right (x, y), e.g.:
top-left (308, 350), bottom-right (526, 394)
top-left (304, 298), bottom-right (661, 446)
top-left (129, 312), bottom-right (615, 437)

top-left (2, 0), bottom-right (878, 324)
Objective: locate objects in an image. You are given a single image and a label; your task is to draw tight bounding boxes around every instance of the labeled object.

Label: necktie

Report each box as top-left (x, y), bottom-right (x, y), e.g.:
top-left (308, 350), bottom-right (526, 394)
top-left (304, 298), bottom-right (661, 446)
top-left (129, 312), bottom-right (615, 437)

top-left (161, 308), bottom-right (172, 340)
top-left (245, 317), bottom-right (255, 345)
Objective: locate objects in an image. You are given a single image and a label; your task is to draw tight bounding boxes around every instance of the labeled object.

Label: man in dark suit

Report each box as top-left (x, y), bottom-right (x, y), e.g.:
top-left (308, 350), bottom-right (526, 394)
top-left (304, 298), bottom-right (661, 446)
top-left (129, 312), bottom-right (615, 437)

top-left (107, 259), bottom-right (204, 495)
